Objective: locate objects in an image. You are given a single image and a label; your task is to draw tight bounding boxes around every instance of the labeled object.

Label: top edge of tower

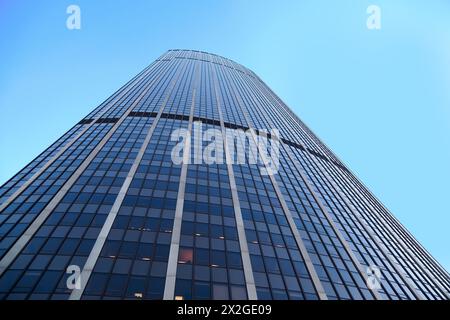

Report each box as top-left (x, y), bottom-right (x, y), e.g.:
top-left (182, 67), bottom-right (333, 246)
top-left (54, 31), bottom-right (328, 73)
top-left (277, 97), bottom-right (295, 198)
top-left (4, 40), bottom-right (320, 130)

top-left (164, 49), bottom-right (259, 80)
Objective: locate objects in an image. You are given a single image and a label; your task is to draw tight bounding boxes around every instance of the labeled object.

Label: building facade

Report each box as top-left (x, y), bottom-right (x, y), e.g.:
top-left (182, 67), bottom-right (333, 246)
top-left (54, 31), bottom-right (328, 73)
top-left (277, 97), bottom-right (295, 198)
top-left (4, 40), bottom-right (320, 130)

top-left (0, 49), bottom-right (449, 300)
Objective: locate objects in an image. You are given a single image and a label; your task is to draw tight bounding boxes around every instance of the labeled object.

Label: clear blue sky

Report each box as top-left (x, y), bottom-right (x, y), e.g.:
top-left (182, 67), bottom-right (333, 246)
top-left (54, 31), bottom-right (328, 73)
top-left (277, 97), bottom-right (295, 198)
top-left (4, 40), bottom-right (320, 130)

top-left (0, 0), bottom-right (449, 272)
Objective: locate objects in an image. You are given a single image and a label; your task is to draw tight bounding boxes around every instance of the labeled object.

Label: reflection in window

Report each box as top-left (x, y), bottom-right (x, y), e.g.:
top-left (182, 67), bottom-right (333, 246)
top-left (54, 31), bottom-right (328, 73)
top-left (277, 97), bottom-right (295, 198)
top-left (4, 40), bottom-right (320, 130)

top-left (178, 247), bottom-right (193, 264)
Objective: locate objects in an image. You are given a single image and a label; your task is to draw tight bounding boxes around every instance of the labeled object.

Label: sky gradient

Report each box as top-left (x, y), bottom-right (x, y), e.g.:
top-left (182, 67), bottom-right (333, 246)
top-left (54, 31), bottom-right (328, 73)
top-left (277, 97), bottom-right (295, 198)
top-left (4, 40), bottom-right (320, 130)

top-left (0, 0), bottom-right (449, 271)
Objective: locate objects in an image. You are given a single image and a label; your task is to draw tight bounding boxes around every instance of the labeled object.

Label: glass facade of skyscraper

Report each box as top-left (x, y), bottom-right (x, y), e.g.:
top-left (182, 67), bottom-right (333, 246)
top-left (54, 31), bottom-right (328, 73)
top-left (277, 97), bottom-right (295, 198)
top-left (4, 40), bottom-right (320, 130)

top-left (0, 50), bottom-right (449, 300)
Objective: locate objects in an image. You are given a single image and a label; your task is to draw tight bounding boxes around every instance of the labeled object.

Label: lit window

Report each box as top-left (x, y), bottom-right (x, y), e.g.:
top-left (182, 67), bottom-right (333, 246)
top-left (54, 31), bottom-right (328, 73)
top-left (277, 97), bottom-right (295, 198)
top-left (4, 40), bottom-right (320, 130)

top-left (178, 248), bottom-right (193, 264)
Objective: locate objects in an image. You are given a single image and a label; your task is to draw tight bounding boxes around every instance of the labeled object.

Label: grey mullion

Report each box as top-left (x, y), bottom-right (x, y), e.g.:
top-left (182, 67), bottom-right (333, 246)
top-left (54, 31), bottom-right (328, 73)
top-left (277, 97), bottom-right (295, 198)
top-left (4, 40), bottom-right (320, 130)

top-left (324, 162), bottom-right (433, 292)
top-left (341, 168), bottom-right (450, 289)
top-left (0, 125), bottom-right (84, 201)
top-left (218, 63), bottom-right (316, 298)
top-left (314, 154), bottom-right (436, 299)
top-left (241, 76), bottom-right (298, 143)
top-left (210, 64), bottom-right (257, 300)
top-left (0, 58), bottom-right (178, 278)
top-left (333, 165), bottom-right (450, 298)
top-left (253, 78), bottom-right (329, 156)
top-left (278, 150), bottom-right (371, 298)
top-left (68, 58), bottom-right (189, 300)
top-left (292, 147), bottom-right (409, 299)
top-left (222, 66), bottom-right (320, 297)
top-left (222, 63), bottom-right (327, 300)
top-left (229, 65), bottom-right (356, 300)
top-left (171, 59), bottom-right (196, 115)
top-left (236, 73), bottom-right (308, 151)
top-left (25, 118), bottom-right (149, 298)
top-left (84, 51), bottom-right (169, 119)
top-left (332, 165), bottom-right (447, 298)
top-left (282, 144), bottom-right (383, 299)
top-left (0, 59), bottom-right (165, 214)
top-left (0, 123), bottom-right (112, 248)
top-left (256, 83), bottom-right (314, 150)
top-left (271, 132), bottom-right (365, 299)
top-left (300, 149), bottom-right (414, 294)
top-left (163, 61), bottom-right (200, 300)
top-left (272, 147), bottom-right (351, 295)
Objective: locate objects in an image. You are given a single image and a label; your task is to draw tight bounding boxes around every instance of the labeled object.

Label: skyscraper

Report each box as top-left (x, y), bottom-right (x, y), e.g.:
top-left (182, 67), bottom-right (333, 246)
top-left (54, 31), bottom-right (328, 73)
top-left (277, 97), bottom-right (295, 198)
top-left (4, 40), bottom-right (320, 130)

top-left (0, 49), bottom-right (448, 300)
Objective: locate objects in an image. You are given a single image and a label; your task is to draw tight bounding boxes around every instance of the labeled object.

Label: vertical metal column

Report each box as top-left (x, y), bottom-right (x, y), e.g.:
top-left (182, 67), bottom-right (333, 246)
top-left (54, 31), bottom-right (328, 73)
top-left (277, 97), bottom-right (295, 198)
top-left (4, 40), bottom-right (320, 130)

top-left (163, 62), bottom-right (200, 300)
top-left (220, 65), bottom-right (327, 300)
top-left (69, 60), bottom-right (189, 300)
top-left (302, 151), bottom-right (426, 299)
top-left (0, 58), bottom-right (178, 277)
top-left (282, 144), bottom-right (382, 299)
top-left (324, 160), bottom-right (449, 299)
top-left (0, 60), bottom-right (160, 213)
top-left (211, 65), bottom-right (258, 300)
